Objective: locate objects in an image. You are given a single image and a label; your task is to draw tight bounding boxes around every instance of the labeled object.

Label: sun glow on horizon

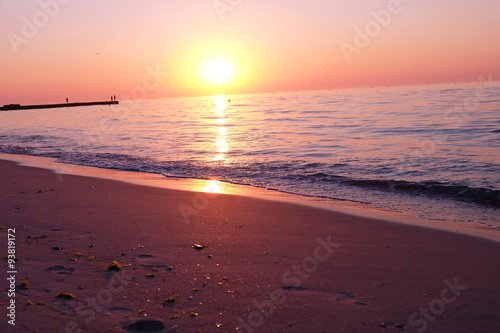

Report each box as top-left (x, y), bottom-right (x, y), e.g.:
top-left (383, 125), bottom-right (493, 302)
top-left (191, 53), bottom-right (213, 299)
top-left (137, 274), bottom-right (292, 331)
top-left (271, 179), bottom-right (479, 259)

top-left (200, 57), bottom-right (236, 86)
top-left (2, 2), bottom-right (499, 104)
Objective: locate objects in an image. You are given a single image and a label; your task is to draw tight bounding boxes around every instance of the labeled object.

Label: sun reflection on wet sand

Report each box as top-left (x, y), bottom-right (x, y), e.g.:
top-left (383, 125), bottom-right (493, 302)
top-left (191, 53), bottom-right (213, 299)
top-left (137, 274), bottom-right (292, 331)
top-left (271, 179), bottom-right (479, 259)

top-left (203, 179), bottom-right (222, 193)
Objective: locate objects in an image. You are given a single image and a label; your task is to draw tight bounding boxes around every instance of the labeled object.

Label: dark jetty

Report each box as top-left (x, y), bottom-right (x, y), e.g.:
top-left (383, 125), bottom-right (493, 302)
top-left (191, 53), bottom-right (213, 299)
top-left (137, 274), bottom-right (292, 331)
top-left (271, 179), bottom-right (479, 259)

top-left (1, 100), bottom-right (118, 111)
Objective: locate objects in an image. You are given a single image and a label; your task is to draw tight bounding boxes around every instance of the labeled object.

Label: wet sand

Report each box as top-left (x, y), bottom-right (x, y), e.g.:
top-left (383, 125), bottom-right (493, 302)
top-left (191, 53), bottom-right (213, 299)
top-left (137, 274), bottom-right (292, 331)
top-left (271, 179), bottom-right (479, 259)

top-left (1, 158), bottom-right (500, 332)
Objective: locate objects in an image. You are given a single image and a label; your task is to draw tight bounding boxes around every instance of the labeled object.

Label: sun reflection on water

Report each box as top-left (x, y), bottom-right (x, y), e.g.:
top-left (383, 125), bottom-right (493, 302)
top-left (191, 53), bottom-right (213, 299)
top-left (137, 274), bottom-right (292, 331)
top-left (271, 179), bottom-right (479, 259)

top-left (214, 95), bottom-right (226, 117)
top-left (212, 95), bottom-right (229, 163)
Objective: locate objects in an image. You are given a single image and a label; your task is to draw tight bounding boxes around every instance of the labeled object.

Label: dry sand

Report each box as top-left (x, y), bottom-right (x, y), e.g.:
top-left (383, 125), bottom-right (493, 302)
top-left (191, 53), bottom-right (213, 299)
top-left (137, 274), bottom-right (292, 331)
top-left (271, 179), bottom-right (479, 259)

top-left (1, 158), bottom-right (500, 333)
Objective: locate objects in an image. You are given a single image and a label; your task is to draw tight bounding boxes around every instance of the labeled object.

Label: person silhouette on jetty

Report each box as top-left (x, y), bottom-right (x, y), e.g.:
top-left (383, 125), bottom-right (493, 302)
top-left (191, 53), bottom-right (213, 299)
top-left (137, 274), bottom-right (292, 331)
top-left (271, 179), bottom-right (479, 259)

top-left (66, 98), bottom-right (68, 103)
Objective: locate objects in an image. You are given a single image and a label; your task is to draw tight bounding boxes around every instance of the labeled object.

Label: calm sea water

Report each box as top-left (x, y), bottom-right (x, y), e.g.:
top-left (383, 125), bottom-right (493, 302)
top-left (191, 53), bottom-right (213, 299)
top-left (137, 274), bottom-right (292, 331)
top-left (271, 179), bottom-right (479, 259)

top-left (1, 82), bottom-right (499, 227)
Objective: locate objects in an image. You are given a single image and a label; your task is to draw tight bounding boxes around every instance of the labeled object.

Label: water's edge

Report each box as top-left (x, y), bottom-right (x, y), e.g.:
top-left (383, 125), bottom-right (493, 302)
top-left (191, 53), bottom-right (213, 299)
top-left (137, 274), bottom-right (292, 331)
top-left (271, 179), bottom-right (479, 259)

top-left (2, 152), bottom-right (499, 243)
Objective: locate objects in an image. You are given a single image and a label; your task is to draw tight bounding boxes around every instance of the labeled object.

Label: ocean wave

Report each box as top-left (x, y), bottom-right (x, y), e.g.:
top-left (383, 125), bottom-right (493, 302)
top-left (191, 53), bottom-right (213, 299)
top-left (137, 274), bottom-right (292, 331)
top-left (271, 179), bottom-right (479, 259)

top-left (0, 145), bottom-right (32, 154)
top-left (342, 178), bottom-right (500, 208)
top-left (280, 172), bottom-right (499, 208)
top-left (8, 148), bottom-right (494, 209)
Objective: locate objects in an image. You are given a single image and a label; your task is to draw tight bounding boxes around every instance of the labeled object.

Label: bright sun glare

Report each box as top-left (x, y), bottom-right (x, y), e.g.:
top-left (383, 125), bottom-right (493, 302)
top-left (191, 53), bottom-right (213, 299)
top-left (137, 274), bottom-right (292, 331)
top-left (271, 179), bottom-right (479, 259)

top-left (200, 57), bottom-right (235, 85)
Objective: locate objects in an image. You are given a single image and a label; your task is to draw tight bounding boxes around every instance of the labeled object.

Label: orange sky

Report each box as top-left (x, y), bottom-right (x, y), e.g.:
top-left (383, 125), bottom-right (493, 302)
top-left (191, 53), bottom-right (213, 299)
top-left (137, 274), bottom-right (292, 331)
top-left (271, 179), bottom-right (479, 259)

top-left (1, 0), bottom-right (499, 104)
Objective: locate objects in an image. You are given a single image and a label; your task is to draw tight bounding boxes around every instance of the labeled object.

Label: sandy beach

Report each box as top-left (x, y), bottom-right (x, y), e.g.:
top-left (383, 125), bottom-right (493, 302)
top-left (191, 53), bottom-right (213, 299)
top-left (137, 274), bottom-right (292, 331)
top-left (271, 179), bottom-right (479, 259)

top-left (1, 158), bottom-right (500, 332)
top-left (3, 1), bottom-right (500, 332)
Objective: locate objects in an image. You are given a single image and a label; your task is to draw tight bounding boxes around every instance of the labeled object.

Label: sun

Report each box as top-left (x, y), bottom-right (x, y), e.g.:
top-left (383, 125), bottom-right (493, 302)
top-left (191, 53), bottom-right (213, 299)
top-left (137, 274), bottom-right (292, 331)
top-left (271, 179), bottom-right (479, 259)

top-left (200, 57), bottom-right (236, 86)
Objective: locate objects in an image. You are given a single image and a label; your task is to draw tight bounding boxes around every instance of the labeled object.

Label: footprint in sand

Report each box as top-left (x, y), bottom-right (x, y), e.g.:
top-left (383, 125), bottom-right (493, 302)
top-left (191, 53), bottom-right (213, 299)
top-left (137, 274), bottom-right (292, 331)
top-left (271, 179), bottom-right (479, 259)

top-left (281, 286), bottom-right (308, 292)
top-left (123, 319), bottom-right (166, 332)
top-left (138, 264), bottom-right (175, 272)
top-left (281, 286), bottom-right (369, 306)
top-left (137, 254), bottom-right (155, 259)
top-left (333, 291), bottom-right (369, 306)
top-left (108, 306), bottom-right (134, 313)
top-left (45, 265), bottom-right (75, 274)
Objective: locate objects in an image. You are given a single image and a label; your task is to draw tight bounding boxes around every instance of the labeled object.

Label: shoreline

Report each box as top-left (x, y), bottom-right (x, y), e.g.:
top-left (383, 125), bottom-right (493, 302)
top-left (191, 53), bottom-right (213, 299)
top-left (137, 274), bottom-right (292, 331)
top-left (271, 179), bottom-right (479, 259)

top-left (1, 152), bottom-right (499, 243)
top-left (1, 156), bottom-right (500, 331)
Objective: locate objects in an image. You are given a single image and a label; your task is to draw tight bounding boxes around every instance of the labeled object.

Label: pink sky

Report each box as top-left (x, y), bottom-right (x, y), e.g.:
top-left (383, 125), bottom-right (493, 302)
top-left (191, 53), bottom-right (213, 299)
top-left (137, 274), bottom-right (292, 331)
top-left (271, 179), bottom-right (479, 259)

top-left (1, 0), bottom-right (499, 104)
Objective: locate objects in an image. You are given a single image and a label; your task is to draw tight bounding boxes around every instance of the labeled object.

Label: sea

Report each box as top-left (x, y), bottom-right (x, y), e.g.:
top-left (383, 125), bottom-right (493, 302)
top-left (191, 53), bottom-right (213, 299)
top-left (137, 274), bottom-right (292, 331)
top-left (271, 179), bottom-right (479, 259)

top-left (1, 82), bottom-right (499, 228)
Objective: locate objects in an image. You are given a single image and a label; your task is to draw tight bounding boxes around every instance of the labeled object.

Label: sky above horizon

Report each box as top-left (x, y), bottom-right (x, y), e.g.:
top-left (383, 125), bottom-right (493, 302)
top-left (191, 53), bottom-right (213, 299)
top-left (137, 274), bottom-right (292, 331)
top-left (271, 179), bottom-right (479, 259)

top-left (1, 0), bottom-right (499, 104)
